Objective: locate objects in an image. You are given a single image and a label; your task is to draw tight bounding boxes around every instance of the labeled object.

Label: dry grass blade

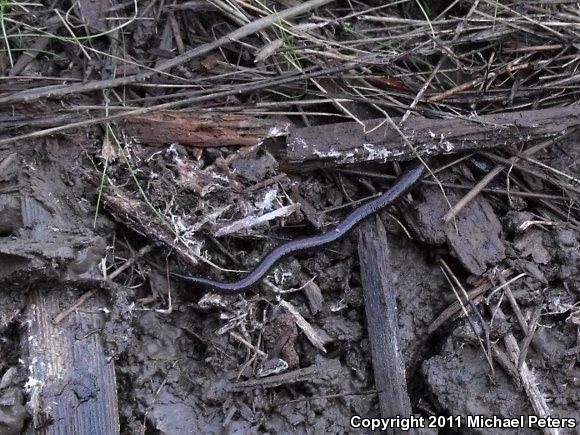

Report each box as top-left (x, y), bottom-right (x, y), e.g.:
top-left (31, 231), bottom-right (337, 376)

top-left (0, 0), bottom-right (336, 105)
top-left (1, 0), bottom-right (578, 431)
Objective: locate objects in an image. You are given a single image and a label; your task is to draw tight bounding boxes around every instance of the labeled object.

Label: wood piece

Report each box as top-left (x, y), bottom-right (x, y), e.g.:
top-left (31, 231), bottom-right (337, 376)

top-left (292, 193), bottom-right (324, 230)
top-left (124, 111), bottom-right (290, 147)
top-left (100, 181), bottom-right (200, 268)
top-left (231, 358), bottom-right (341, 391)
top-left (52, 289), bottom-right (97, 324)
top-left (493, 307), bottom-right (558, 435)
top-left (357, 217), bottom-right (413, 425)
top-left (108, 244), bottom-right (153, 280)
top-left (26, 287), bottom-right (119, 434)
top-left (300, 272), bottom-right (324, 315)
top-left (401, 180), bottom-right (505, 275)
top-left (428, 268), bottom-right (514, 334)
top-left (214, 203), bottom-right (300, 237)
top-left (428, 283), bottom-right (492, 335)
top-left (284, 105), bottom-right (580, 170)
top-left (279, 299), bottom-right (327, 353)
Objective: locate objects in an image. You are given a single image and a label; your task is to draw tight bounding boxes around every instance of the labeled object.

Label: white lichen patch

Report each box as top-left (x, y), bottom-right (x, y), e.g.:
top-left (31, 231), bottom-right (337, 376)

top-left (438, 134), bottom-right (455, 152)
top-left (24, 377), bottom-right (43, 393)
top-left (362, 143), bottom-right (404, 161)
top-left (256, 187), bottom-right (279, 212)
top-left (313, 148), bottom-right (342, 158)
top-left (290, 136), bottom-right (308, 150)
top-left (267, 123), bottom-right (290, 138)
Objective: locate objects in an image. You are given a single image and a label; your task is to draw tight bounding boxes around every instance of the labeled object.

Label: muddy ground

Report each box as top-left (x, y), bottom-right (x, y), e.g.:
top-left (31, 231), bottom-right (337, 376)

top-left (0, 1), bottom-right (579, 434)
top-left (0, 129), bottom-right (578, 434)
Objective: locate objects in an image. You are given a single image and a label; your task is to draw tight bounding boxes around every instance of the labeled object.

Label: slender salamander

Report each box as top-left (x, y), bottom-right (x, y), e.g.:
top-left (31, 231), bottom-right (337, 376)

top-left (171, 161), bottom-right (426, 295)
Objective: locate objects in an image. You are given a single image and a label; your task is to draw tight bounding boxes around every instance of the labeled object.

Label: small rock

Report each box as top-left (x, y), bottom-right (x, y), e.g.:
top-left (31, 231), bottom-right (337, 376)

top-left (555, 229), bottom-right (577, 248)
top-left (201, 378), bottom-right (232, 405)
top-left (0, 388), bottom-right (26, 435)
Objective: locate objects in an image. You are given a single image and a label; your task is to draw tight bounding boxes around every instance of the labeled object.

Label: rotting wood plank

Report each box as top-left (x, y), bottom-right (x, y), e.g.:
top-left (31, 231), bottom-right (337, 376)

top-left (123, 111), bottom-right (290, 146)
top-left (283, 105), bottom-right (580, 170)
top-left (399, 178), bottom-right (505, 275)
top-left (26, 287), bottom-right (119, 435)
top-left (99, 181), bottom-right (200, 268)
top-left (357, 217), bottom-right (413, 431)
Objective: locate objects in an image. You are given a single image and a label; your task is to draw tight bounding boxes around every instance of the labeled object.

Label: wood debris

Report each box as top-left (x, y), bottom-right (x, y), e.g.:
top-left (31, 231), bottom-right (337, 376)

top-left (124, 111), bottom-right (291, 147)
